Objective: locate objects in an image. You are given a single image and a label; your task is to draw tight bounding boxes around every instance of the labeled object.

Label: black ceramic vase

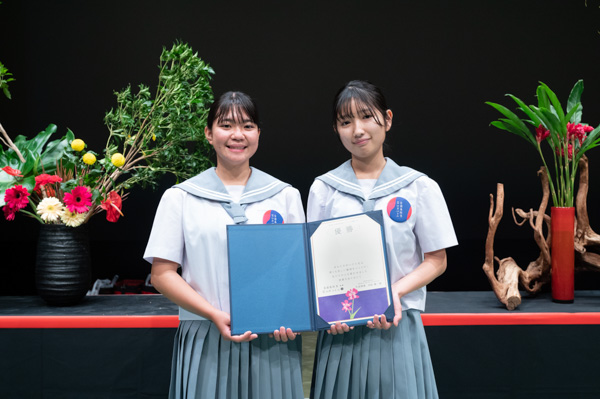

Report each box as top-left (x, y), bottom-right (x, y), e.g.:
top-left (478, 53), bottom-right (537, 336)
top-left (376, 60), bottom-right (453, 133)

top-left (35, 224), bottom-right (91, 306)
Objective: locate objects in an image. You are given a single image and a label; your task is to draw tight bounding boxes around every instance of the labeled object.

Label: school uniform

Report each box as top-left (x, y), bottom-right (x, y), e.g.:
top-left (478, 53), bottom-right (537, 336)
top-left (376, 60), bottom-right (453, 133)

top-left (307, 158), bottom-right (457, 399)
top-left (144, 167), bottom-right (306, 399)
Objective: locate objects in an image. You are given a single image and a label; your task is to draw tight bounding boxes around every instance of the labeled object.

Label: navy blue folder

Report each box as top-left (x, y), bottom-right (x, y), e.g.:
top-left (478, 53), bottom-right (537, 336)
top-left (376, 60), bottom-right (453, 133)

top-left (227, 211), bottom-right (394, 335)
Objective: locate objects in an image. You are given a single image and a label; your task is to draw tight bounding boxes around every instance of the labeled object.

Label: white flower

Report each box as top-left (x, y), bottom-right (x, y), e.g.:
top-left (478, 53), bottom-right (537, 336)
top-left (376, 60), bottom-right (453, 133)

top-left (36, 197), bottom-right (64, 223)
top-left (61, 210), bottom-right (86, 227)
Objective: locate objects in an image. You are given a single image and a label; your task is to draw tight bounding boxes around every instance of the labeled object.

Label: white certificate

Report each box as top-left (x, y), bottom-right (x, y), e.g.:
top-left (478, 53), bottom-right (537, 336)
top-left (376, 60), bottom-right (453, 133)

top-left (310, 213), bottom-right (391, 324)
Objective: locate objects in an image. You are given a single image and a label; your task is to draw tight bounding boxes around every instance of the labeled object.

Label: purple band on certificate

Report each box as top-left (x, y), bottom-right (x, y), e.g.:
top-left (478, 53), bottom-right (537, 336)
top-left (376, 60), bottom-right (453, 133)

top-left (317, 287), bottom-right (390, 322)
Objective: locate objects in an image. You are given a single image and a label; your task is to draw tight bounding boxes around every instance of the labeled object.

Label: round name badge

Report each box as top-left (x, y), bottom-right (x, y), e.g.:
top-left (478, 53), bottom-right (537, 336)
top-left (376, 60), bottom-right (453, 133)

top-left (386, 197), bottom-right (412, 223)
top-left (263, 210), bottom-right (284, 224)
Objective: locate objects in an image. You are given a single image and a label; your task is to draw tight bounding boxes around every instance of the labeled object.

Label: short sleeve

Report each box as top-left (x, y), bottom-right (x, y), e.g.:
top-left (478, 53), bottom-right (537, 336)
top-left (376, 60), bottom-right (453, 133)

top-left (142, 188), bottom-right (185, 265)
top-left (284, 186), bottom-right (306, 223)
top-left (413, 178), bottom-right (458, 253)
top-left (307, 179), bottom-right (329, 222)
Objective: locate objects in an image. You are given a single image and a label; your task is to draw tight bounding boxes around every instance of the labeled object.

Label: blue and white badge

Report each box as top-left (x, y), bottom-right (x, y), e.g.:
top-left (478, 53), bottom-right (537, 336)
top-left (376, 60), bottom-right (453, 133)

top-left (387, 197), bottom-right (412, 223)
top-left (263, 210), bottom-right (284, 224)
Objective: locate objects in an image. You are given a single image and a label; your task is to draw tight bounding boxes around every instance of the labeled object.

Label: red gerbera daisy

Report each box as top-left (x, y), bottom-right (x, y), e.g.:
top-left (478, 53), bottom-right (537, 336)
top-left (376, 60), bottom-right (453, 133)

top-left (4, 185), bottom-right (30, 210)
top-left (100, 191), bottom-right (124, 222)
top-left (34, 174), bottom-right (63, 194)
top-left (63, 186), bottom-right (92, 213)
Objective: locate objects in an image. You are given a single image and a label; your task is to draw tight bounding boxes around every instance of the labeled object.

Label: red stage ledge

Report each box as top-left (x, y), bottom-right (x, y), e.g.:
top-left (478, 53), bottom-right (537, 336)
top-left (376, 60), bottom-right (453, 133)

top-left (2, 312), bottom-right (600, 328)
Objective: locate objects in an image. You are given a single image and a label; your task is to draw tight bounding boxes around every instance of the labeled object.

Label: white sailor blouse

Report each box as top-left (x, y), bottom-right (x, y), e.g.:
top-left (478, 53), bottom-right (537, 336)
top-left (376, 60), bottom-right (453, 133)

top-left (144, 167), bottom-right (305, 314)
top-left (307, 158), bottom-right (457, 312)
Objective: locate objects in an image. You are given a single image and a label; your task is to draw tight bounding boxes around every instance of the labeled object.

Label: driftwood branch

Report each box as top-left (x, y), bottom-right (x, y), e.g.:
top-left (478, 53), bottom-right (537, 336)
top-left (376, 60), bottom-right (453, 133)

top-left (482, 183), bottom-right (523, 310)
top-left (0, 123), bottom-right (26, 163)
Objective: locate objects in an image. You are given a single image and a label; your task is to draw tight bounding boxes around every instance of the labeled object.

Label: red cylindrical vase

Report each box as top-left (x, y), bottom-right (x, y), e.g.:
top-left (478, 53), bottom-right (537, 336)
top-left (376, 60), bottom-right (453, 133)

top-left (550, 207), bottom-right (575, 303)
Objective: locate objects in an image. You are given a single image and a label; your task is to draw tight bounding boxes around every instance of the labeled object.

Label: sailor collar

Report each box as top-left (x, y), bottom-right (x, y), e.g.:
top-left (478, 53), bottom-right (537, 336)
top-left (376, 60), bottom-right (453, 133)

top-left (174, 167), bottom-right (290, 223)
top-left (316, 158), bottom-right (424, 211)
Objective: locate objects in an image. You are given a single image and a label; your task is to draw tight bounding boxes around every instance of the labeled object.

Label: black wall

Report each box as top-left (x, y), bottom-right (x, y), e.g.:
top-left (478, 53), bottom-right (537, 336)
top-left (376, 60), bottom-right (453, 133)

top-left (2, 0), bottom-right (600, 294)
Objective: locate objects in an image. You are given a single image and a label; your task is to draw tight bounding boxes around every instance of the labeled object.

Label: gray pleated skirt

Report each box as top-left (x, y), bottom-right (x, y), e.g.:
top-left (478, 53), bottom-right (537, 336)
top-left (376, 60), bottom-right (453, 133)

top-left (170, 320), bottom-right (304, 399)
top-left (311, 309), bottom-right (438, 399)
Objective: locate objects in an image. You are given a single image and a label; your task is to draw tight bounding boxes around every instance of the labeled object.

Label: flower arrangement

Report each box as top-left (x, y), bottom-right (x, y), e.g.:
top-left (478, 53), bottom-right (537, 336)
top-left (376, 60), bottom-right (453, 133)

top-left (487, 80), bottom-right (600, 207)
top-left (341, 288), bottom-right (361, 319)
top-left (0, 42), bottom-right (215, 226)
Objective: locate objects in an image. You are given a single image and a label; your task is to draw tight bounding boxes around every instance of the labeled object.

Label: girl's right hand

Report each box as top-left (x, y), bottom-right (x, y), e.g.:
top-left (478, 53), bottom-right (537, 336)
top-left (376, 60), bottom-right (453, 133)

top-left (211, 310), bottom-right (258, 342)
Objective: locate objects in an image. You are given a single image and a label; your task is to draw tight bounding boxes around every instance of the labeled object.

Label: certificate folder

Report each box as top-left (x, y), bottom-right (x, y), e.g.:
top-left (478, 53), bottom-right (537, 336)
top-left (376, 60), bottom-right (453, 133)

top-left (227, 211), bottom-right (393, 335)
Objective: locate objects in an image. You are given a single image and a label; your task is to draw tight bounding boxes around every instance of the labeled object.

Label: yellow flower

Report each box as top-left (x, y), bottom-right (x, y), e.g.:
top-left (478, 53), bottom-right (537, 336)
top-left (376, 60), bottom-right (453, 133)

top-left (71, 139), bottom-right (85, 152)
top-left (61, 210), bottom-right (86, 227)
top-left (111, 153), bottom-right (125, 168)
top-left (152, 133), bottom-right (156, 141)
top-left (82, 153), bottom-right (96, 165)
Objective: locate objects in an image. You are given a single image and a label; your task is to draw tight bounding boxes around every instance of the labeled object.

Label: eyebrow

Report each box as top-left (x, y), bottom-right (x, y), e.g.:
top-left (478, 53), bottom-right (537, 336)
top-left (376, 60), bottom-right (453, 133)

top-left (218, 118), bottom-right (255, 124)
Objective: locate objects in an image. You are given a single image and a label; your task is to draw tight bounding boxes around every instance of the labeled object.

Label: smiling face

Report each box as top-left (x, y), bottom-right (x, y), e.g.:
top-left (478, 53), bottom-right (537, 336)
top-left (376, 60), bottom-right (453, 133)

top-left (205, 109), bottom-right (260, 171)
top-left (335, 99), bottom-right (392, 163)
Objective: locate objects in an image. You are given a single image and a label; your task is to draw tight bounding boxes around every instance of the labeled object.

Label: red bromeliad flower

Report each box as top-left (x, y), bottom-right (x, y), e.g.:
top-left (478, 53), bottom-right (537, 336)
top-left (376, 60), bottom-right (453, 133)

top-left (535, 125), bottom-right (550, 143)
top-left (556, 144), bottom-right (574, 160)
top-left (567, 122), bottom-right (587, 145)
top-left (1, 166), bottom-right (23, 177)
top-left (100, 191), bottom-right (124, 222)
top-left (63, 186), bottom-right (92, 213)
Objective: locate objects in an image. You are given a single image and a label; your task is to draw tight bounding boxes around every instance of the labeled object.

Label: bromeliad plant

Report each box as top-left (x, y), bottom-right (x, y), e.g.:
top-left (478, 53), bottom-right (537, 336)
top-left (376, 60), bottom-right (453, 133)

top-left (0, 41), bottom-right (215, 226)
top-left (487, 80), bottom-right (600, 207)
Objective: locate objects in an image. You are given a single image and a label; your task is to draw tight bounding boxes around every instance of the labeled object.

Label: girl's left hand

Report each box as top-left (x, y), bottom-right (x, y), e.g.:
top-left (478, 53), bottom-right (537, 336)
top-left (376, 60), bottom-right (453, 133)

top-left (270, 326), bottom-right (299, 342)
top-left (366, 314), bottom-right (394, 330)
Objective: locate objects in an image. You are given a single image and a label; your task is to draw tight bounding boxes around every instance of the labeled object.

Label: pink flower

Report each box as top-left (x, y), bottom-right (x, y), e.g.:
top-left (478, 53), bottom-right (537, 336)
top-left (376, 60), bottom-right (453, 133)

top-left (63, 186), bottom-right (92, 213)
top-left (100, 191), bottom-right (124, 223)
top-left (3, 185), bottom-right (30, 221)
top-left (535, 125), bottom-right (550, 143)
top-left (4, 185), bottom-right (30, 210)
top-left (342, 300), bottom-right (352, 313)
top-left (1, 166), bottom-right (23, 177)
top-left (346, 288), bottom-right (360, 300)
top-left (583, 125), bottom-right (594, 133)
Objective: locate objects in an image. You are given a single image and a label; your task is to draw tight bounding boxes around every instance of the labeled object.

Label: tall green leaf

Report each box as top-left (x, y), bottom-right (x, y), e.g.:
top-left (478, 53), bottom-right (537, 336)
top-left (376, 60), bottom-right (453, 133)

top-left (567, 80), bottom-right (584, 124)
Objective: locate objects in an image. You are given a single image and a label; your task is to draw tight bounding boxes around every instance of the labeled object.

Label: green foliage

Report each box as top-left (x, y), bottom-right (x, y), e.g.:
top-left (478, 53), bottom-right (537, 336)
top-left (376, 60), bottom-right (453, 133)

top-left (487, 80), bottom-right (600, 207)
top-left (0, 124), bottom-right (74, 206)
top-left (103, 41), bottom-right (215, 192)
top-left (0, 61), bottom-right (15, 99)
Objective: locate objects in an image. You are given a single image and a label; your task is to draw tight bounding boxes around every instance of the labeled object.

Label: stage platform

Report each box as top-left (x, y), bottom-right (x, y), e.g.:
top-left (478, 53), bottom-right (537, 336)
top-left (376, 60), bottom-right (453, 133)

top-left (1, 291), bottom-right (599, 398)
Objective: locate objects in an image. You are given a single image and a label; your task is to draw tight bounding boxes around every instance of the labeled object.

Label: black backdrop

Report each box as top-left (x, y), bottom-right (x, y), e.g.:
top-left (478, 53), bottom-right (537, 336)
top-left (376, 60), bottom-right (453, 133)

top-left (2, 0), bottom-right (600, 295)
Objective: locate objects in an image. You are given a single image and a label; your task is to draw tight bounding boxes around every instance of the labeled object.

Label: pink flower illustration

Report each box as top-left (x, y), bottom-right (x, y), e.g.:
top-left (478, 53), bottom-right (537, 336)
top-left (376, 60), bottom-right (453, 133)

top-left (341, 288), bottom-right (361, 319)
top-left (342, 300), bottom-right (352, 312)
top-left (346, 288), bottom-right (360, 300)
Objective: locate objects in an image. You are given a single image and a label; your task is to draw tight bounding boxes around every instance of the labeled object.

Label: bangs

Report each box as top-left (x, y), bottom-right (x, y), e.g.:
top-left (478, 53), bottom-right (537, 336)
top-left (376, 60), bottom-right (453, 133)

top-left (214, 103), bottom-right (257, 125)
top-left (334, 87), bottom-right (384, 126)
top-left (207, 91), bottom-right (260, 128)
